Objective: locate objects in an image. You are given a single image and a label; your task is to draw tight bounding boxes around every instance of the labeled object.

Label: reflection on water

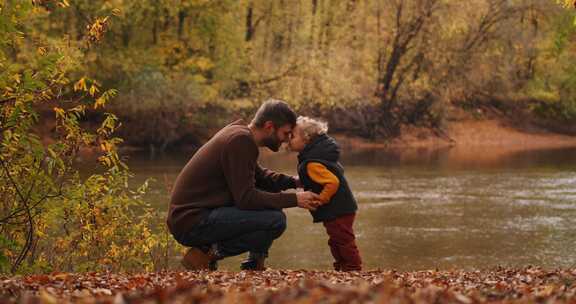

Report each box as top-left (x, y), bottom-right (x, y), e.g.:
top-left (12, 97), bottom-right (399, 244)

top-left (126, 145), bottom-right (576, 271)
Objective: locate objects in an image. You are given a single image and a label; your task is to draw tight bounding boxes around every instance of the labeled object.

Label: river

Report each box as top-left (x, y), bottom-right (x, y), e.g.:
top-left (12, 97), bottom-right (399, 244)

top-left (125, 145), bottom-right (576, 271)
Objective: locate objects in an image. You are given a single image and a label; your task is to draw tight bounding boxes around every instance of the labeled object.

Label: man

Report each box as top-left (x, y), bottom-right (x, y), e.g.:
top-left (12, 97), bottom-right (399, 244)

top-left (167, 99), bottom-right (321, 271)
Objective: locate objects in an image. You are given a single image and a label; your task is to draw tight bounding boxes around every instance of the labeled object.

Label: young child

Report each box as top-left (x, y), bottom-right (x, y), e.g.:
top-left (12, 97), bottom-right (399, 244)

top-left (289, 116), bottom-right (362, 271)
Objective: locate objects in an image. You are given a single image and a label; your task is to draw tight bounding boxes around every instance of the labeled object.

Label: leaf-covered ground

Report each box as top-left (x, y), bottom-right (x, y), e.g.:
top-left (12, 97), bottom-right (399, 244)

top-left (1, 267), bottom-right (576, 303)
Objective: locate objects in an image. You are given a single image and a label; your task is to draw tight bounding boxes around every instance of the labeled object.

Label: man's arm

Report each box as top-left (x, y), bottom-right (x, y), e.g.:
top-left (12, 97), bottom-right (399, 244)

top-left (221, 135), bottom-right (298, 210)
top-left (255, 164), bottom-right (298, 193)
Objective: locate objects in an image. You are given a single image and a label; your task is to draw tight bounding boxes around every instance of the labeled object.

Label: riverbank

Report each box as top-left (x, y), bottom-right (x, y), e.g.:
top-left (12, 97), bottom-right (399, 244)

top-left (2, 267), bottom-right (575, 303)
top-left (115, 118), bottom-right (576, 155)
top-left (334, 119), bottom-right (576, 150)
top-left (34, 96), bottom-right (576, 154)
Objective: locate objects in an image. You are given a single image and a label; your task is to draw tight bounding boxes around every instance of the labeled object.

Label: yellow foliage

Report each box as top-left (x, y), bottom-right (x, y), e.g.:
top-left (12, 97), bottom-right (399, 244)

top-left (93, 98), bottom-right (104, 109)
top-left (193, 57), bottom-right (214, 71)
top-left (89, 85), bottom-right (99, 97)
top-left (191, 74), bottom-right (206, 83)
top-left (74, 77), bottom-right (87, 92)
top-left (558, 0), bottom-right (575, 8)
top-left (37, 47), bottom-right (47, 56)
top-left (53, 107), bottom-right (65, 118)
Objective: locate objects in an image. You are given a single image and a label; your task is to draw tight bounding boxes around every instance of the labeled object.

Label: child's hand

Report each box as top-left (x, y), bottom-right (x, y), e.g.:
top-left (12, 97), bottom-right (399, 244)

top-left (296, 191), bottom-right (322, 211)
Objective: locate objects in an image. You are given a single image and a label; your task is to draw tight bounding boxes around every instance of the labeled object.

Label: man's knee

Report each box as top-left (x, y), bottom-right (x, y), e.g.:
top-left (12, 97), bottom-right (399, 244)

top-left (269, 210), bottom-right (287, 237)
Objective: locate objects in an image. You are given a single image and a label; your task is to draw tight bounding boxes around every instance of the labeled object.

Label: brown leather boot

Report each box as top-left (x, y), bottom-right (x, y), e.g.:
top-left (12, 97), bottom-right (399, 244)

top-left (181, 246), bottom-right (219, 271)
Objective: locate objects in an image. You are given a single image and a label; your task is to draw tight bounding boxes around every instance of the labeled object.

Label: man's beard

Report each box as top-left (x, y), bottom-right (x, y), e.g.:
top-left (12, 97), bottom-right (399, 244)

top-left (262, 134), bottom-right (282, 152)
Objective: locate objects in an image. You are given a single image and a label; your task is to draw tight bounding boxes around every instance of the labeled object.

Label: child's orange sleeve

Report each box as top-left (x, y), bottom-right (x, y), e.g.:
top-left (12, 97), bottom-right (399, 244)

top-left (306, 162), bottom-right (340, 204)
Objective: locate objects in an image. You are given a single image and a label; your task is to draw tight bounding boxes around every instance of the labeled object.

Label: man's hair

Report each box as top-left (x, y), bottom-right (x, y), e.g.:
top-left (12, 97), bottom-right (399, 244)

top-left (296, 116), bottom-right (328, 141)
top-left (251, 99), bottom-right (297, 128)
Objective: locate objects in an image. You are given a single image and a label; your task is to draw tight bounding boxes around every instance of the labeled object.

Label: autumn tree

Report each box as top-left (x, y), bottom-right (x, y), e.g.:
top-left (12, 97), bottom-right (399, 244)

top-left (0, 0), bottom-right (170, 274)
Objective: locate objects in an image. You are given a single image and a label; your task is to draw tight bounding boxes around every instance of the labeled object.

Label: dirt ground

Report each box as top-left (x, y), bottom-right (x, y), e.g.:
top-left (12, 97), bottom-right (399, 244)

top-left (335, 119), bottom-right (576, 150)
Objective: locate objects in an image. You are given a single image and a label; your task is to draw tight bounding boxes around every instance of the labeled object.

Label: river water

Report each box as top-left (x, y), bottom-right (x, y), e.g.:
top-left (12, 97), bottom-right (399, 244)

top-left (126, 145), bottom-right (576, 271)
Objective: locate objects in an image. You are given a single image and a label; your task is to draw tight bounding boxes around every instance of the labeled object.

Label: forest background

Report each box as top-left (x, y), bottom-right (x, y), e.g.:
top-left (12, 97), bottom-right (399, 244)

top-left (1, 0), bottom-right (576, 275)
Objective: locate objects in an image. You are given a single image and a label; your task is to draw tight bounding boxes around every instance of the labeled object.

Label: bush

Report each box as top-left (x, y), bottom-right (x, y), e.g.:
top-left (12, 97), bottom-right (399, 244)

top-left (0, 1), bottom-right (176, 274)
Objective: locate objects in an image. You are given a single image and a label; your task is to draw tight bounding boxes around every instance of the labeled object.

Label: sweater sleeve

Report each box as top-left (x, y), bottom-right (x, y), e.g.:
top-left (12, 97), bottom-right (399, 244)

top-left (221, 134), bottom-right (297, 210)
top-left (306, 162), bottom-right (340, 204)
top-left (255, 164), bottom-right (297, 192)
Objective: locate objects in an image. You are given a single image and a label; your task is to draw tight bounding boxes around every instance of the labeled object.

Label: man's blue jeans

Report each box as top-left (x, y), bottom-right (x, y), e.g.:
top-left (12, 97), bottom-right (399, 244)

top-left (174, 206), bottom-right (287, 258)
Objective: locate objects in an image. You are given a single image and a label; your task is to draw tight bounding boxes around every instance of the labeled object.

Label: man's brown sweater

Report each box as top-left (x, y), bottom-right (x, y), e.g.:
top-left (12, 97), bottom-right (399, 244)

top-left (167, 120), bottom-right (298, 237)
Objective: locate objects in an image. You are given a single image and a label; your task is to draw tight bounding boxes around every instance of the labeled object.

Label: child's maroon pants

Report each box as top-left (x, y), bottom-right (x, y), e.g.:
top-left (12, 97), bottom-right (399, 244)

top-left (322, 213), bottom-right (362, 271)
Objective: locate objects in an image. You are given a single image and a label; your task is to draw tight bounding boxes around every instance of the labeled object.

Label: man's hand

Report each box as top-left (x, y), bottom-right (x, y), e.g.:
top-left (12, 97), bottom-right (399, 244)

top-left (296, 191), bottom-right (322, 211)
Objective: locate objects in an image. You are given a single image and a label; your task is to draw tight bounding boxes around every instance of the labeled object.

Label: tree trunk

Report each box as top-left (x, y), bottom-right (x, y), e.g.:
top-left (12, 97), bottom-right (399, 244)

top-left (246, 2), bottom-right (255, 41)
top-left (178, 10), bottom-right (187, 40)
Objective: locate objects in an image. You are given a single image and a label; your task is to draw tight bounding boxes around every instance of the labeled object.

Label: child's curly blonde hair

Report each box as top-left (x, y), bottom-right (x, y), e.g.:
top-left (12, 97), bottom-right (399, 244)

top-left (296, 116), bottom-right (329, 141)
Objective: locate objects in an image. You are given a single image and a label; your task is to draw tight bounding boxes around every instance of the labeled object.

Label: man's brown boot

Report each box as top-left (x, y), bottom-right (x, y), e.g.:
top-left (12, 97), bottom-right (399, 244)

top-left (181, 246), bottom-right (219, 271)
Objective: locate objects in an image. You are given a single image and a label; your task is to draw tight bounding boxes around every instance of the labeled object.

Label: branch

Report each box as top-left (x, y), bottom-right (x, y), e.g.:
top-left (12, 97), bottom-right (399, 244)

top-left (0, 79), bottom-right (64, 107)
top-left (0, 98), bottom-right (16, 105)
top-left (0, 158), bottom-right (28, 207)
top-left (0, 175), bottom-right (64, 224)
top-left (0, 155), bottom-right (68, 272)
